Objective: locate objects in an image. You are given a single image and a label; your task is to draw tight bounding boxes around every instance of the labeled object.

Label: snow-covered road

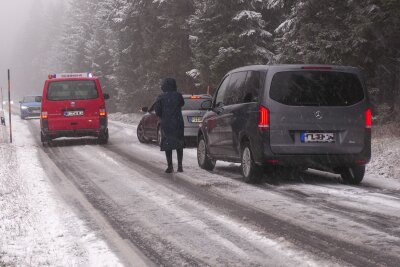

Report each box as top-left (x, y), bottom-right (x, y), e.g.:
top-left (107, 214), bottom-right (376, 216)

top-left (2, 114), bottom-right (400, 266)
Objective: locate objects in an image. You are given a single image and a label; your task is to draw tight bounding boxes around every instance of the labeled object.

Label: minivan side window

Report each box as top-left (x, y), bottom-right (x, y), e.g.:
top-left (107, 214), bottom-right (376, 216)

top-left (243, 71), bottom-right (262, 103)
top-left (224, 71), bottom-right (247, 105)
top-left (215, 76), bottom-right (230, 107)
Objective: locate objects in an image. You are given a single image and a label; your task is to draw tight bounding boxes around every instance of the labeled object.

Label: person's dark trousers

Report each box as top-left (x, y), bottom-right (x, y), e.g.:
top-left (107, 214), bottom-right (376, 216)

top-left (177, 148), bottom-right (183, 172)
top-left (165, 149), bottom-right (183, 173)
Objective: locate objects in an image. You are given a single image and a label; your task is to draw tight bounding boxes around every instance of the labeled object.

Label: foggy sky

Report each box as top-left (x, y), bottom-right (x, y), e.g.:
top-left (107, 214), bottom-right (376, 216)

top-left (0, 0), bottom-right (33, 99)
top-left (0, 0), bottom-right (57, 100)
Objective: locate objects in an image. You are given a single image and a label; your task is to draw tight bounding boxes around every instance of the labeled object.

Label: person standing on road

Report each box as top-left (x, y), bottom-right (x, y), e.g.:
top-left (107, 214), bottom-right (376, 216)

top-left (155, 78), bottom-right (185, 173)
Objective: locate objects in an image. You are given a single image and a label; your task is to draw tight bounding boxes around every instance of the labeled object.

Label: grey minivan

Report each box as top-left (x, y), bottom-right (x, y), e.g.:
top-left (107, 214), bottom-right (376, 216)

top-left (197, 65), bottom-right (372, 184)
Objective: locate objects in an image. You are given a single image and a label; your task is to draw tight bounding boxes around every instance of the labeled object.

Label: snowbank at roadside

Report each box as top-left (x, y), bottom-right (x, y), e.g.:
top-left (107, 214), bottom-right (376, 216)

top-left (367, 124), bottom-right (400, 180)
top-left (0, 115), bottom-right (122, 267)
top-left (108, 112), bottom-right (143, 125)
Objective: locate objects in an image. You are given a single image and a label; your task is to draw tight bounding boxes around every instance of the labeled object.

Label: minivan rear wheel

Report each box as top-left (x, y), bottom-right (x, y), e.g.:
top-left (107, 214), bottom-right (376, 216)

top-left (338, 165), bottom-right (365, 185)
top-left (241, 142), bottom-right (262, 183)
top-left (197, 136), bottom-right (216, 171)
top-left (98, 129), bottom-right (109, 144)
top-left (40, 132), bottom-right (51, 144)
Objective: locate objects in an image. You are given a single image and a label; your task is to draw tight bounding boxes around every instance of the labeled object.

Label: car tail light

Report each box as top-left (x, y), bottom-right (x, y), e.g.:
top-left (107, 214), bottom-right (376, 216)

top-left (365, 108), bottom-right (372, 129)
top-left (99, 107), bottom-right (106, 116)
top-left (258, 105), bottom-right (269, 130)
top-left (41, 111), bottom-right (48, 119)
top-left (356, 159), bottom-right (368, 165)
top-left (266, 159), bottom-right (279, 165)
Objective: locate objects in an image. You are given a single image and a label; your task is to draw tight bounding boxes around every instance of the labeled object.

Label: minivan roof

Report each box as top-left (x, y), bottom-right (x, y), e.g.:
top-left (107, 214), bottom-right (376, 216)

top-left (228, 64), bottom-right (360, 74)
top-left (46, 77), bottom-right (98, 82)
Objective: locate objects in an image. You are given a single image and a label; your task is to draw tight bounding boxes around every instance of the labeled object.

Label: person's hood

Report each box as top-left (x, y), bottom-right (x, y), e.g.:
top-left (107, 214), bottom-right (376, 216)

top-left (161, 78), bottom-right (177, 92)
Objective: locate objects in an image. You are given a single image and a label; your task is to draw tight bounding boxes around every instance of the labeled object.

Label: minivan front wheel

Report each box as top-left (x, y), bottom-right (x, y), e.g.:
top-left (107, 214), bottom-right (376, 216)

top-left (338, 165), bottom-right (365, 185)
top-left (241, 142), bottom-right (262, 183)
top-left (197, 136), bottom-right (216, 171)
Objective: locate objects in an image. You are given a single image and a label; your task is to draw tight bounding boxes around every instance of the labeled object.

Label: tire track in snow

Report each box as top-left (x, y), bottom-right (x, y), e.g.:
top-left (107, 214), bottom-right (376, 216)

top-left (103, 142), bottom-right (400, 267)
top-left (108, 119), bottom-right (400, 266)
top-left (27, 119), bottom-right (400, 266)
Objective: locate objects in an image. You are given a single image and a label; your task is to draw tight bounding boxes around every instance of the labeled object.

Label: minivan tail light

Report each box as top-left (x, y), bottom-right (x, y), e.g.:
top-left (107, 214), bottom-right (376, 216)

top-left (356, 159), bottom-right (368, 165)
top-left (99, 107), bottom-right (106, 117)
top-left (365, 108), bottom-right (372, 129)
top-left (258, 105), bottom-right (269, 130)
top-left (41, 111), bottom-right (48, 119)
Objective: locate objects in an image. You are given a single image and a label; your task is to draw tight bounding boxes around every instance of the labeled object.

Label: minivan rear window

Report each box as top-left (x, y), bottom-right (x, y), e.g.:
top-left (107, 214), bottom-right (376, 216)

top-left (47, 80), bottom-right (98, 101)
top-left (182, 98), bottom-right (210, 110)
top-left (270, 71), bottom-right (364, 106)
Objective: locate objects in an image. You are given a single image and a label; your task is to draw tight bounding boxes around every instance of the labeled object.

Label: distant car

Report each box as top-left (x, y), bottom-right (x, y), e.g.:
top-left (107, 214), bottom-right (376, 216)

top-left (20, 95), bottom-right (42, 119)
top-left (137, 94), bottom-right (212, 145)
top-left (197, 65), bottom-right (371, 184)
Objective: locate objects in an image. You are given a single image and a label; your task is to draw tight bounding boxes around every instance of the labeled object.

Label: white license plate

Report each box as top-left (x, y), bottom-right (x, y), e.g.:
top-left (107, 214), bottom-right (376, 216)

top-left (301, 132), bottom-right (335, 143)
top-left (64, 111), bottom-right (84, 117)
top-left (190, 116), bottom-right (203, 123)
top-left (32, 110), bottom-right (40, 114)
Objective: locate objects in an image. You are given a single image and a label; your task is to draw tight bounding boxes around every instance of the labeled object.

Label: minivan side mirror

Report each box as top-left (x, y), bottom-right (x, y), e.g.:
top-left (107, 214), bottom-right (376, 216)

top-left (201, 100), bottom-right (212, 110)
top-left (141, 107), bottom-right (149, 113)
top-left (103, 93), bottom-right (110, 100)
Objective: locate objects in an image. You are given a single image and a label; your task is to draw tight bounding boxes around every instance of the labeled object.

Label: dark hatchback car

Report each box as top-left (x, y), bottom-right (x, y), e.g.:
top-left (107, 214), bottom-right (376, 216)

top-left (20, 95), bottom-right (42, 119)
top-left (137, 94), bottom-right (212, 145)
top-left (197, 65), bottom-right (372, 184)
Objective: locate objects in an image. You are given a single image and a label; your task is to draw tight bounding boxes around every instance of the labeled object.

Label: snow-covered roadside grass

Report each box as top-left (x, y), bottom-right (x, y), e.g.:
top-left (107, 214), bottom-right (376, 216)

top-left (109, 113), bottom-right (400, 181)
top-left (0, 117), bottom-right (122, 266)
top-left (108, 113), bottom-right (143, 125)
top-left (367, 123), bottom-right (400, 180)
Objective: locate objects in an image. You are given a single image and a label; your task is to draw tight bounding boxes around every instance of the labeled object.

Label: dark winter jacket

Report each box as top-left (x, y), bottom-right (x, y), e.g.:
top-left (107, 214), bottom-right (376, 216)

top-left (155, 78), bottom-right (185, 151)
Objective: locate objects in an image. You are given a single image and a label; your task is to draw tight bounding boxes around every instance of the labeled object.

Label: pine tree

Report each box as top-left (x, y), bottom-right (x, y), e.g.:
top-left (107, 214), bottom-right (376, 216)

top-left (275, 0), bottom-right (400, 121)
top-left (190, 0), bottom-right (275, 89)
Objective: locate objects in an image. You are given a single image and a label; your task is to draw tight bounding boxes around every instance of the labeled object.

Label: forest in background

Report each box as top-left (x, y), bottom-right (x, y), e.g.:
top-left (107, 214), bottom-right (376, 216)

top-left (14, 0), bottom-right (400, 123)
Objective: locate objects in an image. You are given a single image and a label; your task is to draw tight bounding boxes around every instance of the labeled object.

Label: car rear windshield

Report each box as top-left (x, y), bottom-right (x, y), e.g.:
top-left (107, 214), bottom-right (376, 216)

top-left (47, 80), bottom-right (98, 101)
top-left (182, 98), bottom-right (210, 110)
top-left (270, 71), bottom-right (365, 106)
top-left (23, 96), bottom-right (41, 103)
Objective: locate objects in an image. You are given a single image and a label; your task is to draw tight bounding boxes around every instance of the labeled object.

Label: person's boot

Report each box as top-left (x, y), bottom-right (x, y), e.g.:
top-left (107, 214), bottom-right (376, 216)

top-left (177, 164), bottom-right (183, 173)
top-left (165, 163), bottom-right (173, 173)
top-left (165, 150), bottom-right (173, 173)
top-left (177, 149), bottom-right (183, 172)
